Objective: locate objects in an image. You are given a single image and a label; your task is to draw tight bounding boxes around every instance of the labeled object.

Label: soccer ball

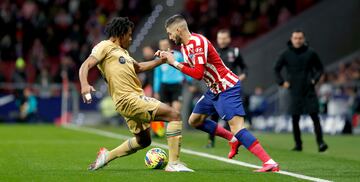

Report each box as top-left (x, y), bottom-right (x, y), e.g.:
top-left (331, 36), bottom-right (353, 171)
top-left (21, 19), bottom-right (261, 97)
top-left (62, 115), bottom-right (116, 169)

top-left (144, 148), bottom-right (168, 169)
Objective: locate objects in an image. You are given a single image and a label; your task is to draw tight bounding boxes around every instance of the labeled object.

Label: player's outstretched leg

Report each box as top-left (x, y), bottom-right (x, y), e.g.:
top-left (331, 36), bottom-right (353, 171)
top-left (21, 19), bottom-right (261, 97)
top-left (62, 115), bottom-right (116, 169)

top-left (155, 103), bottom-right (194, 172)
top-left (88, 129), bottom-right (151, 171)
top-left (189, 113), bottom-right (242, 159)
top-left (229, 116), bottom-right (279, 172)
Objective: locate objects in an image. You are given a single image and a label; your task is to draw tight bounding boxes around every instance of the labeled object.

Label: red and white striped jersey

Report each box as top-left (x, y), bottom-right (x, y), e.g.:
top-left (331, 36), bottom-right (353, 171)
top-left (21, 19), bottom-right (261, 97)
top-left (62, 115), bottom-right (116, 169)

top-left (181, 33), bottom-right (239, 94)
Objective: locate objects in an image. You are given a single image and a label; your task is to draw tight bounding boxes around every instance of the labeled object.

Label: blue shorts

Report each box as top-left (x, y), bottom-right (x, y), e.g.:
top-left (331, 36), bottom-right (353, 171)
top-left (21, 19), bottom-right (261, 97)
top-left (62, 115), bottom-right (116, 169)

top-left (193, 81), bottom-right (245, 121)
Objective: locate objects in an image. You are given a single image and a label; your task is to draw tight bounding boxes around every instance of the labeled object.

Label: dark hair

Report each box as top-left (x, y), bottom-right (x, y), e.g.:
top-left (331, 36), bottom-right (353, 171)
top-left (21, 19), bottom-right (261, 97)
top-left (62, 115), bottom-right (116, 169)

top-left (165, 14), bottom-right (186, 28)
top-left (292, 29), bottom-right (306, 37)
top-left (105, 17), bottom-right (134, 38)
top-left (218, 29), bottom-right (231, 36)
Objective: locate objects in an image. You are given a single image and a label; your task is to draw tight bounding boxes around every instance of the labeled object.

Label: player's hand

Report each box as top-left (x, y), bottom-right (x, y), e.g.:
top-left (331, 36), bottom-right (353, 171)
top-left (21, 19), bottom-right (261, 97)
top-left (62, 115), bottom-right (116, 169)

top-left (282, 81), bottom-right (290, 89)
top-left (160, 51), bottom-right (175, 65)
top-left (154, 50), bottom-right (167, 63)
top-left (154, 50), bottom-right (165, 59)
top-left (81, 85), bottom-right (96, 104)
top-left (154, 50), bottom-right (161, 57)
top-left (238, 74), bottom-right (246, 81)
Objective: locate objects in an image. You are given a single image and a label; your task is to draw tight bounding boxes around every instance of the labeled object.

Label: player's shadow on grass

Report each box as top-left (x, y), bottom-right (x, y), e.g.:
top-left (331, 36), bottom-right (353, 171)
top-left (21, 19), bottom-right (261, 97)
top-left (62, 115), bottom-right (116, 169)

top-left (93, 169), bottom-right (161, 173)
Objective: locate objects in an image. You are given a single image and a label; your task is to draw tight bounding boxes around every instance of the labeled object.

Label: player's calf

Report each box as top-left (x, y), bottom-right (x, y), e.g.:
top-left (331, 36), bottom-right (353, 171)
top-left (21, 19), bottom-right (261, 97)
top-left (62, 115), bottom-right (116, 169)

top-left (233, 128), bottom-right (279, 172)
top-left (166, 120), bottom-right (182, 163)
top-left (189, 113), bottom-right (241, 158)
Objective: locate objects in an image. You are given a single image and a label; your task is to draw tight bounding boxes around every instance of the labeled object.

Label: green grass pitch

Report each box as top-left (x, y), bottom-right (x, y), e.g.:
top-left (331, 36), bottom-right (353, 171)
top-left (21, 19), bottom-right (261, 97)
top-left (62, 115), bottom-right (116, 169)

top-left (0, 124), bottom-right (359, 182)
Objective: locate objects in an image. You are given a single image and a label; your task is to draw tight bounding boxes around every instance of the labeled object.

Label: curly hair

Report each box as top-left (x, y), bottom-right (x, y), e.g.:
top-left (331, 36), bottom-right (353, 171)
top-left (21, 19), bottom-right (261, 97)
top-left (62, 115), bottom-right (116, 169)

top-left (105, 17), bottom-right (134, 38)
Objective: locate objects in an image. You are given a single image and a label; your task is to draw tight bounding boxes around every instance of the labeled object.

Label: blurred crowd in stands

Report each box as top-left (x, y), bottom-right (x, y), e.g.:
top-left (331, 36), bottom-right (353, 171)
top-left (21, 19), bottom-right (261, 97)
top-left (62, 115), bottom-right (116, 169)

top-left (0, 0), bottom-right (152, 92)
top-left (317, 56), bottom-right (360, 124)
top-left (182, 0), bottom-right (319, 47)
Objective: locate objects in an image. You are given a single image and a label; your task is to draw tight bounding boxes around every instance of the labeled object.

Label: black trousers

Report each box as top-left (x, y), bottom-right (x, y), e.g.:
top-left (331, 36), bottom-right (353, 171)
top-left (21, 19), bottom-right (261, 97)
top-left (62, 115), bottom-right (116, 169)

top-left (292, 114), bottom-right (324, 146)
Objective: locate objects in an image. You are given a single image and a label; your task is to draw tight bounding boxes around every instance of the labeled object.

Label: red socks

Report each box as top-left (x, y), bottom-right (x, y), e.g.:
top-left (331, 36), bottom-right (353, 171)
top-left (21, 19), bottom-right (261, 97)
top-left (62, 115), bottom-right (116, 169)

top-left (215, 125), bottom-right (234, 141)
top-left (248, 141), bottom-right (271, 163)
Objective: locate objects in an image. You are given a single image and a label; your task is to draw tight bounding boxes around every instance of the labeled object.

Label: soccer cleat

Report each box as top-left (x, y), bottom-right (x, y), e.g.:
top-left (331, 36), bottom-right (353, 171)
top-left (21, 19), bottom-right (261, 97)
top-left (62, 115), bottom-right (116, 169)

top-left (319, 143), bottom-right (328, 152)
top-left (88, 147), bottom-right (109, 171)
top-left (291, 146), bottom-right (302, 152)
top-left (228, 140), bottom-right (241, 159)
top-left (254, 163), bottom-right (280, 172)
top-left (165, 161), bottom-right (194, 172)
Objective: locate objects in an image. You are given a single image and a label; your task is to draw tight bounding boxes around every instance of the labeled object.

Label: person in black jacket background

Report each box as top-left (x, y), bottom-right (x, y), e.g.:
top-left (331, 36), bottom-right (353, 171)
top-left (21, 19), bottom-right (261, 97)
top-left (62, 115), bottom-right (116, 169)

top-left (205, 29), bottom-right (248, 148)
top-left (217, 29), bottom-right (248, 80)
top-left (274, 30), bottom-right (328, 152)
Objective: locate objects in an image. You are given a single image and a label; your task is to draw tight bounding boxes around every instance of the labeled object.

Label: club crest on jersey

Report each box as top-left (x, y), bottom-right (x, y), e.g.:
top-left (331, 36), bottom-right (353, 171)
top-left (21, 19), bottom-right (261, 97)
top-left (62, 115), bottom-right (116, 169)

top-left (189, 54), bottom-right (194, 59)
top-left (119, 56), bottom-right (126, 64)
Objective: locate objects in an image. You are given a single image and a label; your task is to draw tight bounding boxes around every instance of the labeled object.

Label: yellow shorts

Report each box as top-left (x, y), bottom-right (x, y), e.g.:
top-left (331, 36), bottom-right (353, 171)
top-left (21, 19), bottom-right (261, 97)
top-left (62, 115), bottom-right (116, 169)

top-left (116, 94), bottom-right (161, 134)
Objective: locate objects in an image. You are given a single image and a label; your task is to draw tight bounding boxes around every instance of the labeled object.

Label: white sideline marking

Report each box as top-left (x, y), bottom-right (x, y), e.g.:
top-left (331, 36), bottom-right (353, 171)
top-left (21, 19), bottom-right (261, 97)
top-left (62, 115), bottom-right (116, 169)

top-left (63, 124), bottom-right (332, 182)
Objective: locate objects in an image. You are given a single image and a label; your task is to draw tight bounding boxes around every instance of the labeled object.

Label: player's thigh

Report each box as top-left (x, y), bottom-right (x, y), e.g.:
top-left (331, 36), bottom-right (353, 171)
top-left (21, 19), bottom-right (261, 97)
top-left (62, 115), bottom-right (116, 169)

top-left (192, 94), bottom-right (216, 118)
top-left (188, 112), bottom-right (208, 127)
top-left (125, 117), bottom-right (151, 135)
top-left (188, 93), bottom-right (216, 126)
top-left (154, 102), bottom-right (180, 122)
top-left (118, 94), bottom-right (161, 123)
top-left (215, 83), bottom-right (245, 122)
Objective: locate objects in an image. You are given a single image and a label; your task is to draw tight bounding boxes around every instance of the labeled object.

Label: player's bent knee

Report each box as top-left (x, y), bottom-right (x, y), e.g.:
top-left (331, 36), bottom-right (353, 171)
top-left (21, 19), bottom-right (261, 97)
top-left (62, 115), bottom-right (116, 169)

top-left (137, 137), bottom-right (152, 148)
top-left (188, 117), bottom-right (199, 127)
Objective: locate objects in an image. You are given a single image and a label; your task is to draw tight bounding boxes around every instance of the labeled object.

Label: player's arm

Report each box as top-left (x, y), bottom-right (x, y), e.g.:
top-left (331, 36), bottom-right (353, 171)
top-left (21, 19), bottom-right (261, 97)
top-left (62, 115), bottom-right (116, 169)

top-left (273, 53), bottom-right (289, 88)
top-left (133, 57), bottom-right (167, 74)
top-left (311, 52), bottom-right (324, 84)
top-left (161, 51), bottom-right (205, 80)
top-left (79, 56), bottom-right (98, 103)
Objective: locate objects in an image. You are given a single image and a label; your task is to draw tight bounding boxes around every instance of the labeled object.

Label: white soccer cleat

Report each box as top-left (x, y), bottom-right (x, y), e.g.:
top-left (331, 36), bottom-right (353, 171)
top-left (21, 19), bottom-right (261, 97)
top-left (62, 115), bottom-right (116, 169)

top-left (88, 147), bottom-right (109, 171)
top-left (165, 161), bottom-right (194, 172)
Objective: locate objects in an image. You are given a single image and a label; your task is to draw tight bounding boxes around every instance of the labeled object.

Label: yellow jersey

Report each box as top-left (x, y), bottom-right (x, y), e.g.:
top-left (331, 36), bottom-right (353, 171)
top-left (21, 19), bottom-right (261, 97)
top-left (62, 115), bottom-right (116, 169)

top-left (90, 40), bottom-right (143, 108)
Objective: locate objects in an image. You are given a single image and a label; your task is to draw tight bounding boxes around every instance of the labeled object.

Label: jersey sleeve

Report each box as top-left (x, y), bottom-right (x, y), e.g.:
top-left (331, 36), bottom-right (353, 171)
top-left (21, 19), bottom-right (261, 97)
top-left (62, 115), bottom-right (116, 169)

top-left (180, 63), bottom-right (205, 80)
top-left (90, 42), bottom-right (106, 61)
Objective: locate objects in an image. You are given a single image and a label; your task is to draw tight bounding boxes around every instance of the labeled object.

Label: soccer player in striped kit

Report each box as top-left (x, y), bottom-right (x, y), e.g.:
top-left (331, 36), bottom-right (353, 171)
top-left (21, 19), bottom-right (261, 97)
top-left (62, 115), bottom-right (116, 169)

top-left (158, 14), bottom-right (279, 172)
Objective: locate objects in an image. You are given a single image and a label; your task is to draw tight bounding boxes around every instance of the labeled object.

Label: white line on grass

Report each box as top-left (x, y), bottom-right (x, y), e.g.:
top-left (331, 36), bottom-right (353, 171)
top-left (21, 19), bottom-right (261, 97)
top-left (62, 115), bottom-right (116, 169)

top-left (63, 124), bottom-right (332, 182)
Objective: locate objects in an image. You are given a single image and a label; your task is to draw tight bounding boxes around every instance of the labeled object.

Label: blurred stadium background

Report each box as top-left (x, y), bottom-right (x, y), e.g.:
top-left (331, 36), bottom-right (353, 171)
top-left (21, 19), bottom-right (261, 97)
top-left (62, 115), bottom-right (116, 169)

top-left (0, 0), bottom-right (360, 181)
top-left (1, 0), bottom-right (359, 134)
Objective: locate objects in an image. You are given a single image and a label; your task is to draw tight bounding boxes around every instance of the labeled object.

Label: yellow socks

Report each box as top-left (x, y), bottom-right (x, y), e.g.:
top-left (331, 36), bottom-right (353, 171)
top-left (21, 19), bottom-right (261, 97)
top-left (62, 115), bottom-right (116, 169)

top-left (105, 121), bottom-right (183, 163)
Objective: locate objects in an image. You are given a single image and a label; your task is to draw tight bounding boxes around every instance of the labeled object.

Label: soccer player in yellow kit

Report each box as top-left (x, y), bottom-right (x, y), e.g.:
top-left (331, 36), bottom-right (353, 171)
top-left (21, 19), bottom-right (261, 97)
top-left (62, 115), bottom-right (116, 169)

top-left (79, 17), bottom-right (193, 172)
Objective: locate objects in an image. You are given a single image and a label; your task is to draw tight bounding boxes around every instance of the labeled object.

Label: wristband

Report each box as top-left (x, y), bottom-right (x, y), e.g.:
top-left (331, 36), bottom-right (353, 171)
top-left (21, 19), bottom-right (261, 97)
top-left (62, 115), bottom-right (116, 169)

top-left (173, 61), bottom-right (180, 68)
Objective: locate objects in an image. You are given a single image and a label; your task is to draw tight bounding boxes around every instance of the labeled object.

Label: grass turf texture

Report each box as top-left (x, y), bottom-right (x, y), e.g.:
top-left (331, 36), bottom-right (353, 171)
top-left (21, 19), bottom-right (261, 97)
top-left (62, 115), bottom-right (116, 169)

top-left (0, 124), bottom-right (359, 182)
